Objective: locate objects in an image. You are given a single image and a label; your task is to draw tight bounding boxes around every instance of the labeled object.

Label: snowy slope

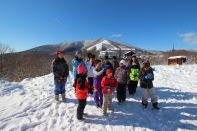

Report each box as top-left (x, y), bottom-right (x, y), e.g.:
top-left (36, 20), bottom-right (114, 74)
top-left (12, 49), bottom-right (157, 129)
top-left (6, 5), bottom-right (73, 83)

top-left (86, 39), bottom-right (134, 51)
top-left (0, 65), bottom-right (197, 131)
top-left (86, 39), bottom-right (119, 51)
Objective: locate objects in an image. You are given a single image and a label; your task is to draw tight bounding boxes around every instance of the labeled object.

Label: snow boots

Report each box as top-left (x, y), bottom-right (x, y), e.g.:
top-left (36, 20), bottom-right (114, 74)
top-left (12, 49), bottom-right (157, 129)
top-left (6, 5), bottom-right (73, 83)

top-left (142, 102), bottom-right (160, 110)
top-left (152, 102), bottom-right (160, 110)
top-left (142, 102), bottom-right (148, 109)
top-left (61, 93), bottom-right (66, 102)
top-left (55, 94), bottom-right (66, 102)
top-left (55, 95), bottom-right (59, 101)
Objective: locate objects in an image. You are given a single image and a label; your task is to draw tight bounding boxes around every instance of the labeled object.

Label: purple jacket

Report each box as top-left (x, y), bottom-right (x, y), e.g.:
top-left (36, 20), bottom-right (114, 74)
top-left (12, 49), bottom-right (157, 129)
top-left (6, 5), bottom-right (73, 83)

top-left (93, 67), bottom-right (103, 90)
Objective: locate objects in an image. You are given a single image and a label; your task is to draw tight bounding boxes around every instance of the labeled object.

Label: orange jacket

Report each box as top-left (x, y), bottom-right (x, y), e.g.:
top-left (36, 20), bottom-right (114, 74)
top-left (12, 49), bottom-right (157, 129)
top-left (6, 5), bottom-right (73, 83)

top-left (101, 76), bottom-right (118, 94)
top-left (76, 79), bottom-right (89, 100)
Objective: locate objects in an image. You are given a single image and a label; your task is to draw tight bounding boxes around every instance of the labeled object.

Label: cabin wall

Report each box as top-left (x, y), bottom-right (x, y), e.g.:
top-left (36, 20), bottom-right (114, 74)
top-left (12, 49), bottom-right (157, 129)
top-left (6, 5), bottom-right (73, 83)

top-left (168, 58), bottom-right (187, 65)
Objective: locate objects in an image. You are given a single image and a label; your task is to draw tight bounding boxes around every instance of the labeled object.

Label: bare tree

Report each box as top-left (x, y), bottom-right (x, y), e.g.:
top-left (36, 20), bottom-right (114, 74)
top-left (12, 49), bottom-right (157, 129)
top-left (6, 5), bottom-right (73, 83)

top-left (0, 43), bottom-right (15, 80)
top-left (0, 43), bottom-right (15, 54)
top-left (0, 43), bottom-right (9, 54)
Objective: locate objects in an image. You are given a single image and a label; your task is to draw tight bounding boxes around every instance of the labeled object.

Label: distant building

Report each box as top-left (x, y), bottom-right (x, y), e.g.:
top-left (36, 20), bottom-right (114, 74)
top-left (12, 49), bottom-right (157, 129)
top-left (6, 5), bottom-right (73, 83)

top-left (99, 50), bottom-right (117, 58)
top-left (98, 47), bottom-right (135, 58)
top-left (123, 50), bottom-right (135, 59)
top-left (168, 56), bottom-right (187, 65)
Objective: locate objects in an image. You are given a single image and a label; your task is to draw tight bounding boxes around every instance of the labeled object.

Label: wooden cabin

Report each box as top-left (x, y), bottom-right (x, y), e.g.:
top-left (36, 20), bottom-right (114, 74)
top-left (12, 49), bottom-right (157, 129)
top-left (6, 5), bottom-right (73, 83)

top-left (168, 56), bottom-right (187, 65)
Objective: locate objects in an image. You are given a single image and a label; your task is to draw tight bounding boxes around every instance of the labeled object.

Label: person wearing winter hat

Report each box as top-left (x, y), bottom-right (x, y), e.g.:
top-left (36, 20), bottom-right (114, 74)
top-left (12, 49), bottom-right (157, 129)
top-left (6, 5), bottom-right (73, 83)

top-left (93, 59), bottom-right (104, 108)
top-left (72, 51), bottom-right (86, 79)
top-left (127, 55), bottom-right (141, 97)
top-left (75, 64), bottom-right (89, 120)
top-left (114, 60), bottom-right (129, 103)
top-left (139, 60), bottom-right (160, 110)
top-left (52, 49), bottom-right (69, 102)
top-left (101, 68), bottom-right (118, 115)
top-left (72, 51), bottom-right (86, 91)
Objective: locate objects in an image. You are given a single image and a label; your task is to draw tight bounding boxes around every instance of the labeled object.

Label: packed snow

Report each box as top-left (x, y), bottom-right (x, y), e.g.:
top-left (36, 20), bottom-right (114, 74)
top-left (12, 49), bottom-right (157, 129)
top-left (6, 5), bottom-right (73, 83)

top-left (0, 64), bottom-right (197, 131)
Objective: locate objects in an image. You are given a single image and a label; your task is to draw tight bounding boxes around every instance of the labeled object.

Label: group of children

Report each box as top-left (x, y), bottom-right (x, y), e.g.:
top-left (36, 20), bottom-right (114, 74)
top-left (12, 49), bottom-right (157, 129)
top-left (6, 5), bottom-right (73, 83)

top-left (52, 51), bottom-right (160, 121)
top-left (73, 58), bottom-right (118, 120)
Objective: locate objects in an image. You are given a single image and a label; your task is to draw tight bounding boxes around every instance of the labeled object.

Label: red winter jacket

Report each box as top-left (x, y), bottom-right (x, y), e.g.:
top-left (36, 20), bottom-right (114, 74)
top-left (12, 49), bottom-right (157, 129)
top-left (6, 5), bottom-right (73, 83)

top-left (76, 79), bottom-right (89, 100)
top-left (101, 76), bottom-right (118, 94)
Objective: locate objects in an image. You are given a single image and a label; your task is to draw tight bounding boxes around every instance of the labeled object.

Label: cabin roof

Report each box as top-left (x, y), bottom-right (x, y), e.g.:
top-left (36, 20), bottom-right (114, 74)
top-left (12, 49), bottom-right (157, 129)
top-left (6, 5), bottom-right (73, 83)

top-left (168, 56), bottom-right (187, 59)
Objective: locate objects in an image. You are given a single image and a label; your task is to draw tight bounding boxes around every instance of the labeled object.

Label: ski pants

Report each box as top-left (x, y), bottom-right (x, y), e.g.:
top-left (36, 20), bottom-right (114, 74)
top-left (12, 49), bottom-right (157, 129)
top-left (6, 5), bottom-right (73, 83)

top-left (54, 81), bottom-right (66, 95)
top-left (117, 83), bottom-right (126, 102)
top-left (77, 99), bottom-right (86, 119)
top-left (93, 88), bottom-right (103, 107)
top-left (103, 94), bottom-right (112, 113)
top-left (88, 77), bottom-right (93, 94)
top-left (141, 87), bottom-right (158, 104)
top-left (128, 80), bottom-right (138, 95)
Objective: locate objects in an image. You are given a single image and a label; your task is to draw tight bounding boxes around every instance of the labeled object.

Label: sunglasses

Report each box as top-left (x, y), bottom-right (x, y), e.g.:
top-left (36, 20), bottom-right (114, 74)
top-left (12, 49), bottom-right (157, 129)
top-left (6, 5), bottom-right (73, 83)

top-left (57, 52), bottom-right (63, 54)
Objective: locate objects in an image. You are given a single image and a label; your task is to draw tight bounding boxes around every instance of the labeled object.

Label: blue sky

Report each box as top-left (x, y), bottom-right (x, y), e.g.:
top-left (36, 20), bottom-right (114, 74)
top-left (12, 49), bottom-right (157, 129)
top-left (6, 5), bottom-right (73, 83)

top-left (0, 0), bottom-right (197, 51)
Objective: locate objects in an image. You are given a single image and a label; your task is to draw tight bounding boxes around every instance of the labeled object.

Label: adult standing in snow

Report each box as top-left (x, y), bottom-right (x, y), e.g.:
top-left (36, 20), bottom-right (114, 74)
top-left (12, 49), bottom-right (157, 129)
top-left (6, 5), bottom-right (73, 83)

top-left (86, 55), bottom-right (95, 94)
top-left (75, 64), bottom-right (89, 120)
top-left (114, 60), bottom-right (129, 103)
top-left (72, 51), bottom-right (86, 79)
top-left (127, 55), bottom-right (140, 97)
top-left (72, 51), bottom-right (86, 89)
top-left (139, 60), bottom-right (160, 110)
top-left (52, 50), bottom-right (69, 102)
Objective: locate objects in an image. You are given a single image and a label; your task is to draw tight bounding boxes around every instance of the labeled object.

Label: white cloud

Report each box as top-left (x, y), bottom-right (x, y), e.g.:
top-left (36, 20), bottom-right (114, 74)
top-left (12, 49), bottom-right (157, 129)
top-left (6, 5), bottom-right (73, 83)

top-left (110, 34), bottom-right (123, 38)
top-left (180, 32), bottom-right (197, 45)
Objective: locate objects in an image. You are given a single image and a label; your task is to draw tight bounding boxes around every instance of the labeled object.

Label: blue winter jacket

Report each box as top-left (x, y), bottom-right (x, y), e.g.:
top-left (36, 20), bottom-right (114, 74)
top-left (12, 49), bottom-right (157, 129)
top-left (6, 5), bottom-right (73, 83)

top-left (72, 58), bottom-right (86, 79)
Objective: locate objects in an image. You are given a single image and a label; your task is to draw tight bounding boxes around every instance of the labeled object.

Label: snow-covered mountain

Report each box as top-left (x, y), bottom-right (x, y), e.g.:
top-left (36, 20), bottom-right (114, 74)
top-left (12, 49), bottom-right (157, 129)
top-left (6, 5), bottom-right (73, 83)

top-left (25, 44), bottom-right (60, 54)
top-left (60, 40), bottom-right (94, 52)
top-left (23, 38), bottom-right (151, 54)
top-left (84, 38), bottom-right (135, 51)
top-left (0, 64), bottom-right (197, 131)
top-left (23, 40), bottom-right (94, 54)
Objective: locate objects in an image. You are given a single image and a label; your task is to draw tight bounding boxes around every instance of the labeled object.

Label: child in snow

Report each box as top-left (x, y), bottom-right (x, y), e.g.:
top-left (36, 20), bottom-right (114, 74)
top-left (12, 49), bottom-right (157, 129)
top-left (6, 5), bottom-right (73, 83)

top-left (52, 50), bottom-right (69, 102)
top-left (93, 59), bottom-right (104, 108)
top-left (114, 60), bottom-right (129, 103)
top-left (127, 55), bottom-right (141, 97)
top-left (75, 64), bottom-right (89, 120)
top-left (139, 60), bottom-right (160, 110)
top-left (101, 69), bottom-right (118, 115)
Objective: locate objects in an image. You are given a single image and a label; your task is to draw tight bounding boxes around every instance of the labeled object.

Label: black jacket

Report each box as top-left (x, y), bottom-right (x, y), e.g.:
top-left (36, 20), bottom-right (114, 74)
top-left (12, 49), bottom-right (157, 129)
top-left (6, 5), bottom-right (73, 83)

top-left (139, 67), bottom-right (154, 89)
top-left (52, 57), bottom-right (69, 83)
top-left (112, 60), bottom-right (119, 70)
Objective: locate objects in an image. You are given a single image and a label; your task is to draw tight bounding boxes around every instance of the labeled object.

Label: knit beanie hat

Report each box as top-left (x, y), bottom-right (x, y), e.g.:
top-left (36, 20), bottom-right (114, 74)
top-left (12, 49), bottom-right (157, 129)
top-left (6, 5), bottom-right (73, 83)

top-left (78, 64), bottom-right (87, 74)
top-left (106, 69), bottom-right (113, 76)
top-left (56, 49), bottom-right (63, 56)
top-left (120, 60), bottom-right (126, 65)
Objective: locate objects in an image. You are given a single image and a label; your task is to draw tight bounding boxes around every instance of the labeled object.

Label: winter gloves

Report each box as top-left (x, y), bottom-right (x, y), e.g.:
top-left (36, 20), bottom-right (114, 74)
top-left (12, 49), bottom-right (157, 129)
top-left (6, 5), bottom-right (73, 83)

top-left (102, 65), bottom-right (110, 73)
top-left (144, 73), bottom-right (154, 80)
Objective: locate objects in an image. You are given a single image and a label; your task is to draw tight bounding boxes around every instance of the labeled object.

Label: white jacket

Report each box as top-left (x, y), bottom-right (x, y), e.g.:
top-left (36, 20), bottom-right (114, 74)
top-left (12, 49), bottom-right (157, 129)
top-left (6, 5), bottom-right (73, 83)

top-left (86, 63), bottom-right (94, 78)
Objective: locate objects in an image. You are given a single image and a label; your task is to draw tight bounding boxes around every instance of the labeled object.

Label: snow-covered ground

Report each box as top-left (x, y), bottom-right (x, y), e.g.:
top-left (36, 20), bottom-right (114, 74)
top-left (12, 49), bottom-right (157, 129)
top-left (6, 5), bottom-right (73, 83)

top-left (0, 64), bottom-right (197, 131)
